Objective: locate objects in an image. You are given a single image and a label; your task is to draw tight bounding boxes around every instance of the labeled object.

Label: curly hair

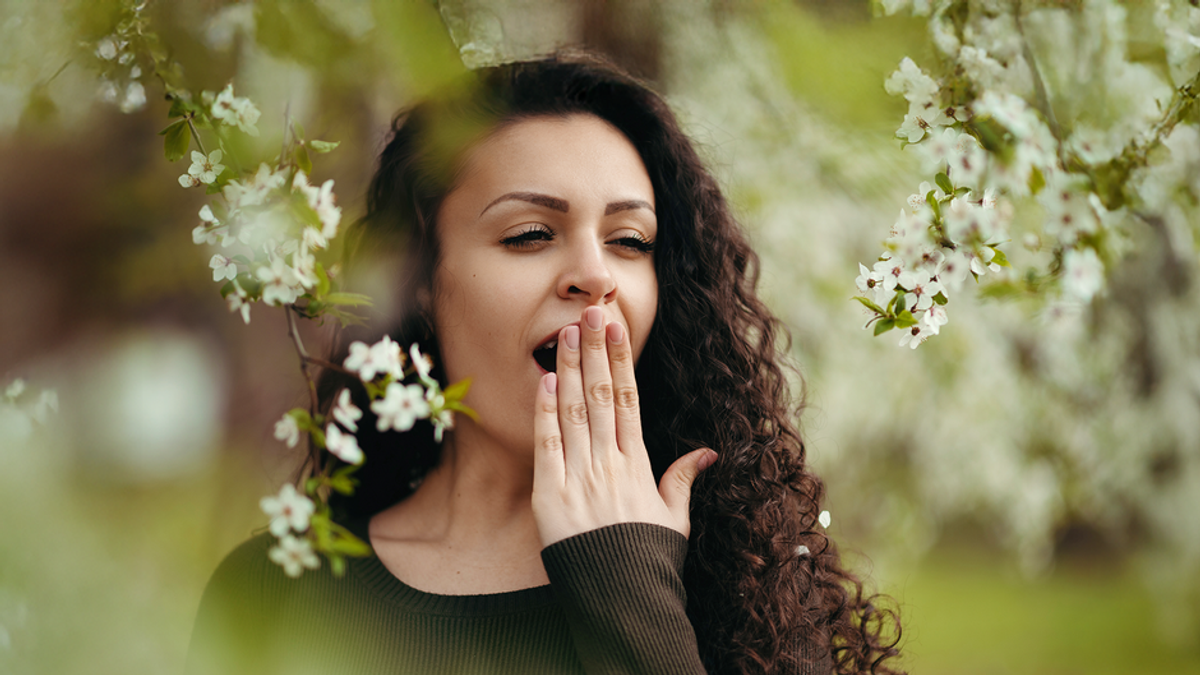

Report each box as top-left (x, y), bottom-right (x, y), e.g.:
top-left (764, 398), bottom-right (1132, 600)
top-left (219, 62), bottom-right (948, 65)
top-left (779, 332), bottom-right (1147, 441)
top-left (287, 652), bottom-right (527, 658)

top-left (312, 51), bottom-right (903, 675)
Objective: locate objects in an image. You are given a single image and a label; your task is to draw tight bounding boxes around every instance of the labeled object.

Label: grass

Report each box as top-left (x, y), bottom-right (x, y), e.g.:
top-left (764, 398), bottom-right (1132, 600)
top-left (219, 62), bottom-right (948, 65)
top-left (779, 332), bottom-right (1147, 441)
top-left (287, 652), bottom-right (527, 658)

top-left (893, 543), bottom-right (1200, 675)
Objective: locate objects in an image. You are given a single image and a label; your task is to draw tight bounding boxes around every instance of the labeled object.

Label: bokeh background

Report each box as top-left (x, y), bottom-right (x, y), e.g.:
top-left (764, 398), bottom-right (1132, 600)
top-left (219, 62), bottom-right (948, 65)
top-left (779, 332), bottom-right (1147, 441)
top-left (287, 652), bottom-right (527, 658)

top-left (2, 1), bottom-right (1199, 673)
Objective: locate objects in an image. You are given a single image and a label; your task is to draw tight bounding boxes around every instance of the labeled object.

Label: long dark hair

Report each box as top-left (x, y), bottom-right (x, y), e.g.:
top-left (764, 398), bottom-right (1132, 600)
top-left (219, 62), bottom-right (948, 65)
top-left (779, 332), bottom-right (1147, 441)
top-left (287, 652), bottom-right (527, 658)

top-left (313, 51), bottom-right (903, 675)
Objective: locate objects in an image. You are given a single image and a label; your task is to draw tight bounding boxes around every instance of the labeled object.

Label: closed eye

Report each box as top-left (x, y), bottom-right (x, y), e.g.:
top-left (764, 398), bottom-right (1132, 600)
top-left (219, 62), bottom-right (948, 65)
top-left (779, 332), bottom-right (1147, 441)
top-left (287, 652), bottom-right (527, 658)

top-left (610, 235), bottom-right (655, 254)
top-left (501, 226), bottom-right (554, 249)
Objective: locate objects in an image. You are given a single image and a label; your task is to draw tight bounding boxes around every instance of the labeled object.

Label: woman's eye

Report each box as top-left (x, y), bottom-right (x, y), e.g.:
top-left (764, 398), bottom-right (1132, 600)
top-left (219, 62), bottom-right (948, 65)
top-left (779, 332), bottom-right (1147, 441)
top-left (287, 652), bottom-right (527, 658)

top-left (610, 236), bottom-right (655, 254)
top-left (501, 227), bottom-right (554, 249)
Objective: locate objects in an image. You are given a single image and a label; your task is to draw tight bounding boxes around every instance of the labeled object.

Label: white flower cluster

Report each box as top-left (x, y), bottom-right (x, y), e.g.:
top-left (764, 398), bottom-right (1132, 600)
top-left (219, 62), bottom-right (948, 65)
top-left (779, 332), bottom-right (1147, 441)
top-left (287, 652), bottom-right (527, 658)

top-left (857, 0), bottom-right (1186, 347)
top-left (344, 339), bottom-right (456, 442)
top-left (259, 483), bottom-right (319, 577)
top-left (190, 158), bottom-right (342, 323)
top-left (260, 338), bottom-right (465, 577)
top-left (1, 378), bottom-right (59, 442)
top-left (94, 31), bottom-right (146, 113)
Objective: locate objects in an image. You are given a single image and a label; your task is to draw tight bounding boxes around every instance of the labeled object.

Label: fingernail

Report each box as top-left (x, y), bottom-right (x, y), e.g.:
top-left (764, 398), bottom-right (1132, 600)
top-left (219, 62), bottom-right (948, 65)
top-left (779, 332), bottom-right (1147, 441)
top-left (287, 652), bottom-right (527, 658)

top-left (544, 373), bottom-right (557, 394)
top-left (699, 450), bottom-right (718, 472)
top-left (607, 322), bottom-right (625, 344)
top-left (584, 306), bottom-right (603, 331)
top-left (564, 325), bottom-right (580, 351)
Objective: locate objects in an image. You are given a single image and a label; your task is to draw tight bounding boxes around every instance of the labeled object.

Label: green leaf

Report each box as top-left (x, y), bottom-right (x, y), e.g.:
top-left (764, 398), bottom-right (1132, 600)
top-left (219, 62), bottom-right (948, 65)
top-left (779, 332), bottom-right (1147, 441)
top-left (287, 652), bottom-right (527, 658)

top-left (853, 295), bottom-right (886, 315)
top-left (308, 139), bottom-right (340, 153)
top-left (328, 473), bottom-right (357, 495)
top-left (894, 310), bottom-right (918, 328)
top-left (873, 319), bottom-right (896, 336)
top-left (1028, 166), bottom-right (1046, 195)
top-left (314, 262), bottom-right (331, 298)
top-left (330, 554), bottom-right (346, 578)
top-left (990, 247), bottom-right (1010, 267)
top-left (162, 121), bottom-right (190, 162)
top-left (294, 144), bottom-right (312, 174)
top-left (926, 191), bottom-right (942, 220)
top-left (324, 292), bottom-right (374, 307)
top-left (442, 377), bottom-right (472, 402)
top-left (935, 172), bottom-right (953, 195)
top-left (932, 291), bottom-right (948, 306)
top-left (893, 292), bottom-right (907, 313)
top-left (291, 118), bottom-right (307, 141)
top-left (446, 400), bottom-right (479, 422)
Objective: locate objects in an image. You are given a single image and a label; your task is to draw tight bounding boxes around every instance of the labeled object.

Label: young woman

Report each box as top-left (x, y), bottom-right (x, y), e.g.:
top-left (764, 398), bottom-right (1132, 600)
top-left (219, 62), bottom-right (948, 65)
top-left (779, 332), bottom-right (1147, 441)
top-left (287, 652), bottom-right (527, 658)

top-left (189, 52), bottom-right (903, 675)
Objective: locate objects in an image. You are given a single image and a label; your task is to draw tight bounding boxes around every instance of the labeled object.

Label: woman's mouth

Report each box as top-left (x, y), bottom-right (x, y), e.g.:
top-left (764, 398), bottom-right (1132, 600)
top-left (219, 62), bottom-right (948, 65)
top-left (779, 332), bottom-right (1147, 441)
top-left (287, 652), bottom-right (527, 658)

top-left (533, 338), bottom-right (558, 373)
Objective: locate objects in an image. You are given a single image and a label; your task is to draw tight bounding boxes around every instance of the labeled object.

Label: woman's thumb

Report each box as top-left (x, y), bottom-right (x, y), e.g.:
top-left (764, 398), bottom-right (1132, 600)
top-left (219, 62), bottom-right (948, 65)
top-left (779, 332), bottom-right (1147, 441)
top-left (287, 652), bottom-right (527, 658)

top-left (659, 447), bottom-right (717, 520)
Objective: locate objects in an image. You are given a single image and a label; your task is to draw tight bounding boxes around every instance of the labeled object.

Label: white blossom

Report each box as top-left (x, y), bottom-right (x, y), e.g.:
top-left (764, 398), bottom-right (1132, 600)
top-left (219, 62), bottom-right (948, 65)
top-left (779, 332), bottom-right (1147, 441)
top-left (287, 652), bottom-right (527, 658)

top-left (293, 171), bottom-right (341, 239)
top-left (186, 150), bottom-right (225, 185)
top-left (209, 254), bottom-right (237, 282)
top-left (796, 544), bottom-right (811, 557)
top-left (410, 344), bottom-right (435, 386)
top-left (257, 258), bottom-right (301, 306)
top-left (344, 336), bottom-right (406, 382)
top-left (372, 382), bottom-right (431, 433)
top-left (260, 484), bottom-right (314, 537)
top-left (31, 389), bottom-right (59, 424)
top-left (325, 423), bottom-right (363, 465)
top-left (898, 323), bottom-right (930, 349)
top-left (268, 534), bottom-right (320, 578)
top-left (227, 291), bottom-right (251, 324)
top-left (818, 510), bottom-right (831, 528)
top-left (274, 412), bottom-right (300, 448)
top-left (921, 304), bottom-right (949, 335)
top-left (95, 36), bottom-right (119, 61)
top-left (332, 389), bottom-right (362, 433)
top-left (211, 84), bottom-right (261, 136)
top-left (1061, 247), bottom-right (1105, 303)
top-left (119, 81), bottom-right (146, 113)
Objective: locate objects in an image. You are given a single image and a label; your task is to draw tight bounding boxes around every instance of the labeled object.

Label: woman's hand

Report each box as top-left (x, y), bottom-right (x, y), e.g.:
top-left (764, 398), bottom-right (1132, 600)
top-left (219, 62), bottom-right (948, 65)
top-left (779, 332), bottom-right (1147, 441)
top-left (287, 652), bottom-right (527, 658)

top-left (532, 305), bottom-right (717, 547)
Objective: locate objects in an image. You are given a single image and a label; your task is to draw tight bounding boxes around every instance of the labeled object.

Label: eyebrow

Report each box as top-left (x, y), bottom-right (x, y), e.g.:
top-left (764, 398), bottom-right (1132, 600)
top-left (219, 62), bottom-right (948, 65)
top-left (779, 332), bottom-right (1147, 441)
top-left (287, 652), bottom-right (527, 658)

top-left (478, 192), bottom-right (655, 218)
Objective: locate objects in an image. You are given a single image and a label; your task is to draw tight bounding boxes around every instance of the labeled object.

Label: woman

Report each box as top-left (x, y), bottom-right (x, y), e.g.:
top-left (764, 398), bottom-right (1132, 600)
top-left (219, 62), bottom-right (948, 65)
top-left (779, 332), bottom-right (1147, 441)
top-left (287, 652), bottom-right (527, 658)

top-left (189, 52), bottom-right (902, 675)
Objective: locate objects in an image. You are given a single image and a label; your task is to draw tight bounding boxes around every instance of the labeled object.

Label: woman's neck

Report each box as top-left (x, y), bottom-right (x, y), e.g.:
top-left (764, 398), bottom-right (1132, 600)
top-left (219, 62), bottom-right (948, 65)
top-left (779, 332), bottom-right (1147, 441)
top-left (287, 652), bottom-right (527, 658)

top-left (367, 423), bottom-right (550, 594)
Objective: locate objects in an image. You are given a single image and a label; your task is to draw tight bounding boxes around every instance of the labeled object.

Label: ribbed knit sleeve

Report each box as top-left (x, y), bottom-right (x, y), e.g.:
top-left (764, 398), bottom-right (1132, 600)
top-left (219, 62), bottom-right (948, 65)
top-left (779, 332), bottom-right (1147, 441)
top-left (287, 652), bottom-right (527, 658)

top-left (541, 522), bottom-right (706, 675)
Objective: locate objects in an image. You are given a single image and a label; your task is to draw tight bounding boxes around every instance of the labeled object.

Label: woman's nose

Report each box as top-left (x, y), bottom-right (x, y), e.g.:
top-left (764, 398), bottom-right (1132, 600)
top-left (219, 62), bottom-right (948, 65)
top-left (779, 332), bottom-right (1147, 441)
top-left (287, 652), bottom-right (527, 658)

top-left (557, 242), bottom-right (617, 303)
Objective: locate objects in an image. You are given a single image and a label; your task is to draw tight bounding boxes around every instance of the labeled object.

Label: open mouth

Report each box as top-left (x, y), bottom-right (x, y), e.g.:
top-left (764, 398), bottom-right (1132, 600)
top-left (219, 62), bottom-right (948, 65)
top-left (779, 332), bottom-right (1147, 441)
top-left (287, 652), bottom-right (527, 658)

top-left (533, 338), bottom-right (558, 373)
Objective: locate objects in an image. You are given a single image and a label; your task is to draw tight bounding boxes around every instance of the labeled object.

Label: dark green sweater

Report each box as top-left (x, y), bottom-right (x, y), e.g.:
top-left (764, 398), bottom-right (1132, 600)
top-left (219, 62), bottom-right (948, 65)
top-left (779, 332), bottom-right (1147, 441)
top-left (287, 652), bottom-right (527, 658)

top-left (187, 521), bottom-right (709, 674)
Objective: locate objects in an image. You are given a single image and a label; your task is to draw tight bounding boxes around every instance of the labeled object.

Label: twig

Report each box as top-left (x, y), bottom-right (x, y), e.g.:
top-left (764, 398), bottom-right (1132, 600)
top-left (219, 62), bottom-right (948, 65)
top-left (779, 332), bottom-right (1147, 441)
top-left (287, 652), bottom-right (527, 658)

top-left (185, 114), bottom-right (207, 156)
top-left (286, 305), bottom-right (320, 413)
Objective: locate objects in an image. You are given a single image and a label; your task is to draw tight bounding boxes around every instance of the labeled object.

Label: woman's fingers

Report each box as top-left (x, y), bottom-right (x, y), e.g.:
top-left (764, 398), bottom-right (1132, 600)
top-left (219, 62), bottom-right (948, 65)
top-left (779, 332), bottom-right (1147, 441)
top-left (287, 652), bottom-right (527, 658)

top-left (579, 306), bottom-right (617, 462)
top-left (555, 323), bottom-right (592, 474)
top-left (604, 320), bottom-right (645, 457)
top-left (532, 373), bottom-right (565, 487)
top-left (658, 447), bottom-right (718, 537)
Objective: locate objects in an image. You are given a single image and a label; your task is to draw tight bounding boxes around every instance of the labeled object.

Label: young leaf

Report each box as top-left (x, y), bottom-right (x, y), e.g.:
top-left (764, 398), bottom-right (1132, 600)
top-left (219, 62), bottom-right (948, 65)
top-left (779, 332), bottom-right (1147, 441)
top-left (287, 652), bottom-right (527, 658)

top-left (442, 377), bottom-right (472, 402)
top-left (926, 191), bottom-right (942, 220)
top-left (932, 291), bottom-right (949, 306)
top-left (162, 121), bottom-right (190, 162)
top-left (895, 310), bottom-right (918, 328)
top-left (324, 292), bottom-right (374, 307)
top-left (935, 172), bottom-right (953, 195)
top-left (294, 144), bottom-right (313, 174)
top-left (873, 319), bottom-right (896, 336)
top-left (990, 247), bottom-right (1011, 267)
top-left (308, 139), bottom-right (340, 153)
top-left (853, 295), bottom-right (886, 315)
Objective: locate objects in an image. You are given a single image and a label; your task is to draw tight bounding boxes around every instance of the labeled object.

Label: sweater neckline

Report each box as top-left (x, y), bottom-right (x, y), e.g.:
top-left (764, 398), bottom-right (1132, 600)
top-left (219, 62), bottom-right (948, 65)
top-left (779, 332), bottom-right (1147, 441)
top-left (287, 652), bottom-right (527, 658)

top-left (344, 515), bottom-right (558, 617)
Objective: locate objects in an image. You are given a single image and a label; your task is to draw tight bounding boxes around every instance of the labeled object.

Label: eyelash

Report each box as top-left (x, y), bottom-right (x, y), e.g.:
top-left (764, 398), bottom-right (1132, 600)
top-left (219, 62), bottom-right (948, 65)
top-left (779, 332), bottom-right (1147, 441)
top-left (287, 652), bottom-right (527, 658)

top-left (500, 226), bottom-right (656, 254)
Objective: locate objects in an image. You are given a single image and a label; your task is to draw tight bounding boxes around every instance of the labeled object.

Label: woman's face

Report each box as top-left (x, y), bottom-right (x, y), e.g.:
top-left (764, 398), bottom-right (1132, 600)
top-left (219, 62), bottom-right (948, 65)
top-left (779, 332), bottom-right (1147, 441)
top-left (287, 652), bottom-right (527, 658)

top-left (432, 114), bottom-right (659, 457)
